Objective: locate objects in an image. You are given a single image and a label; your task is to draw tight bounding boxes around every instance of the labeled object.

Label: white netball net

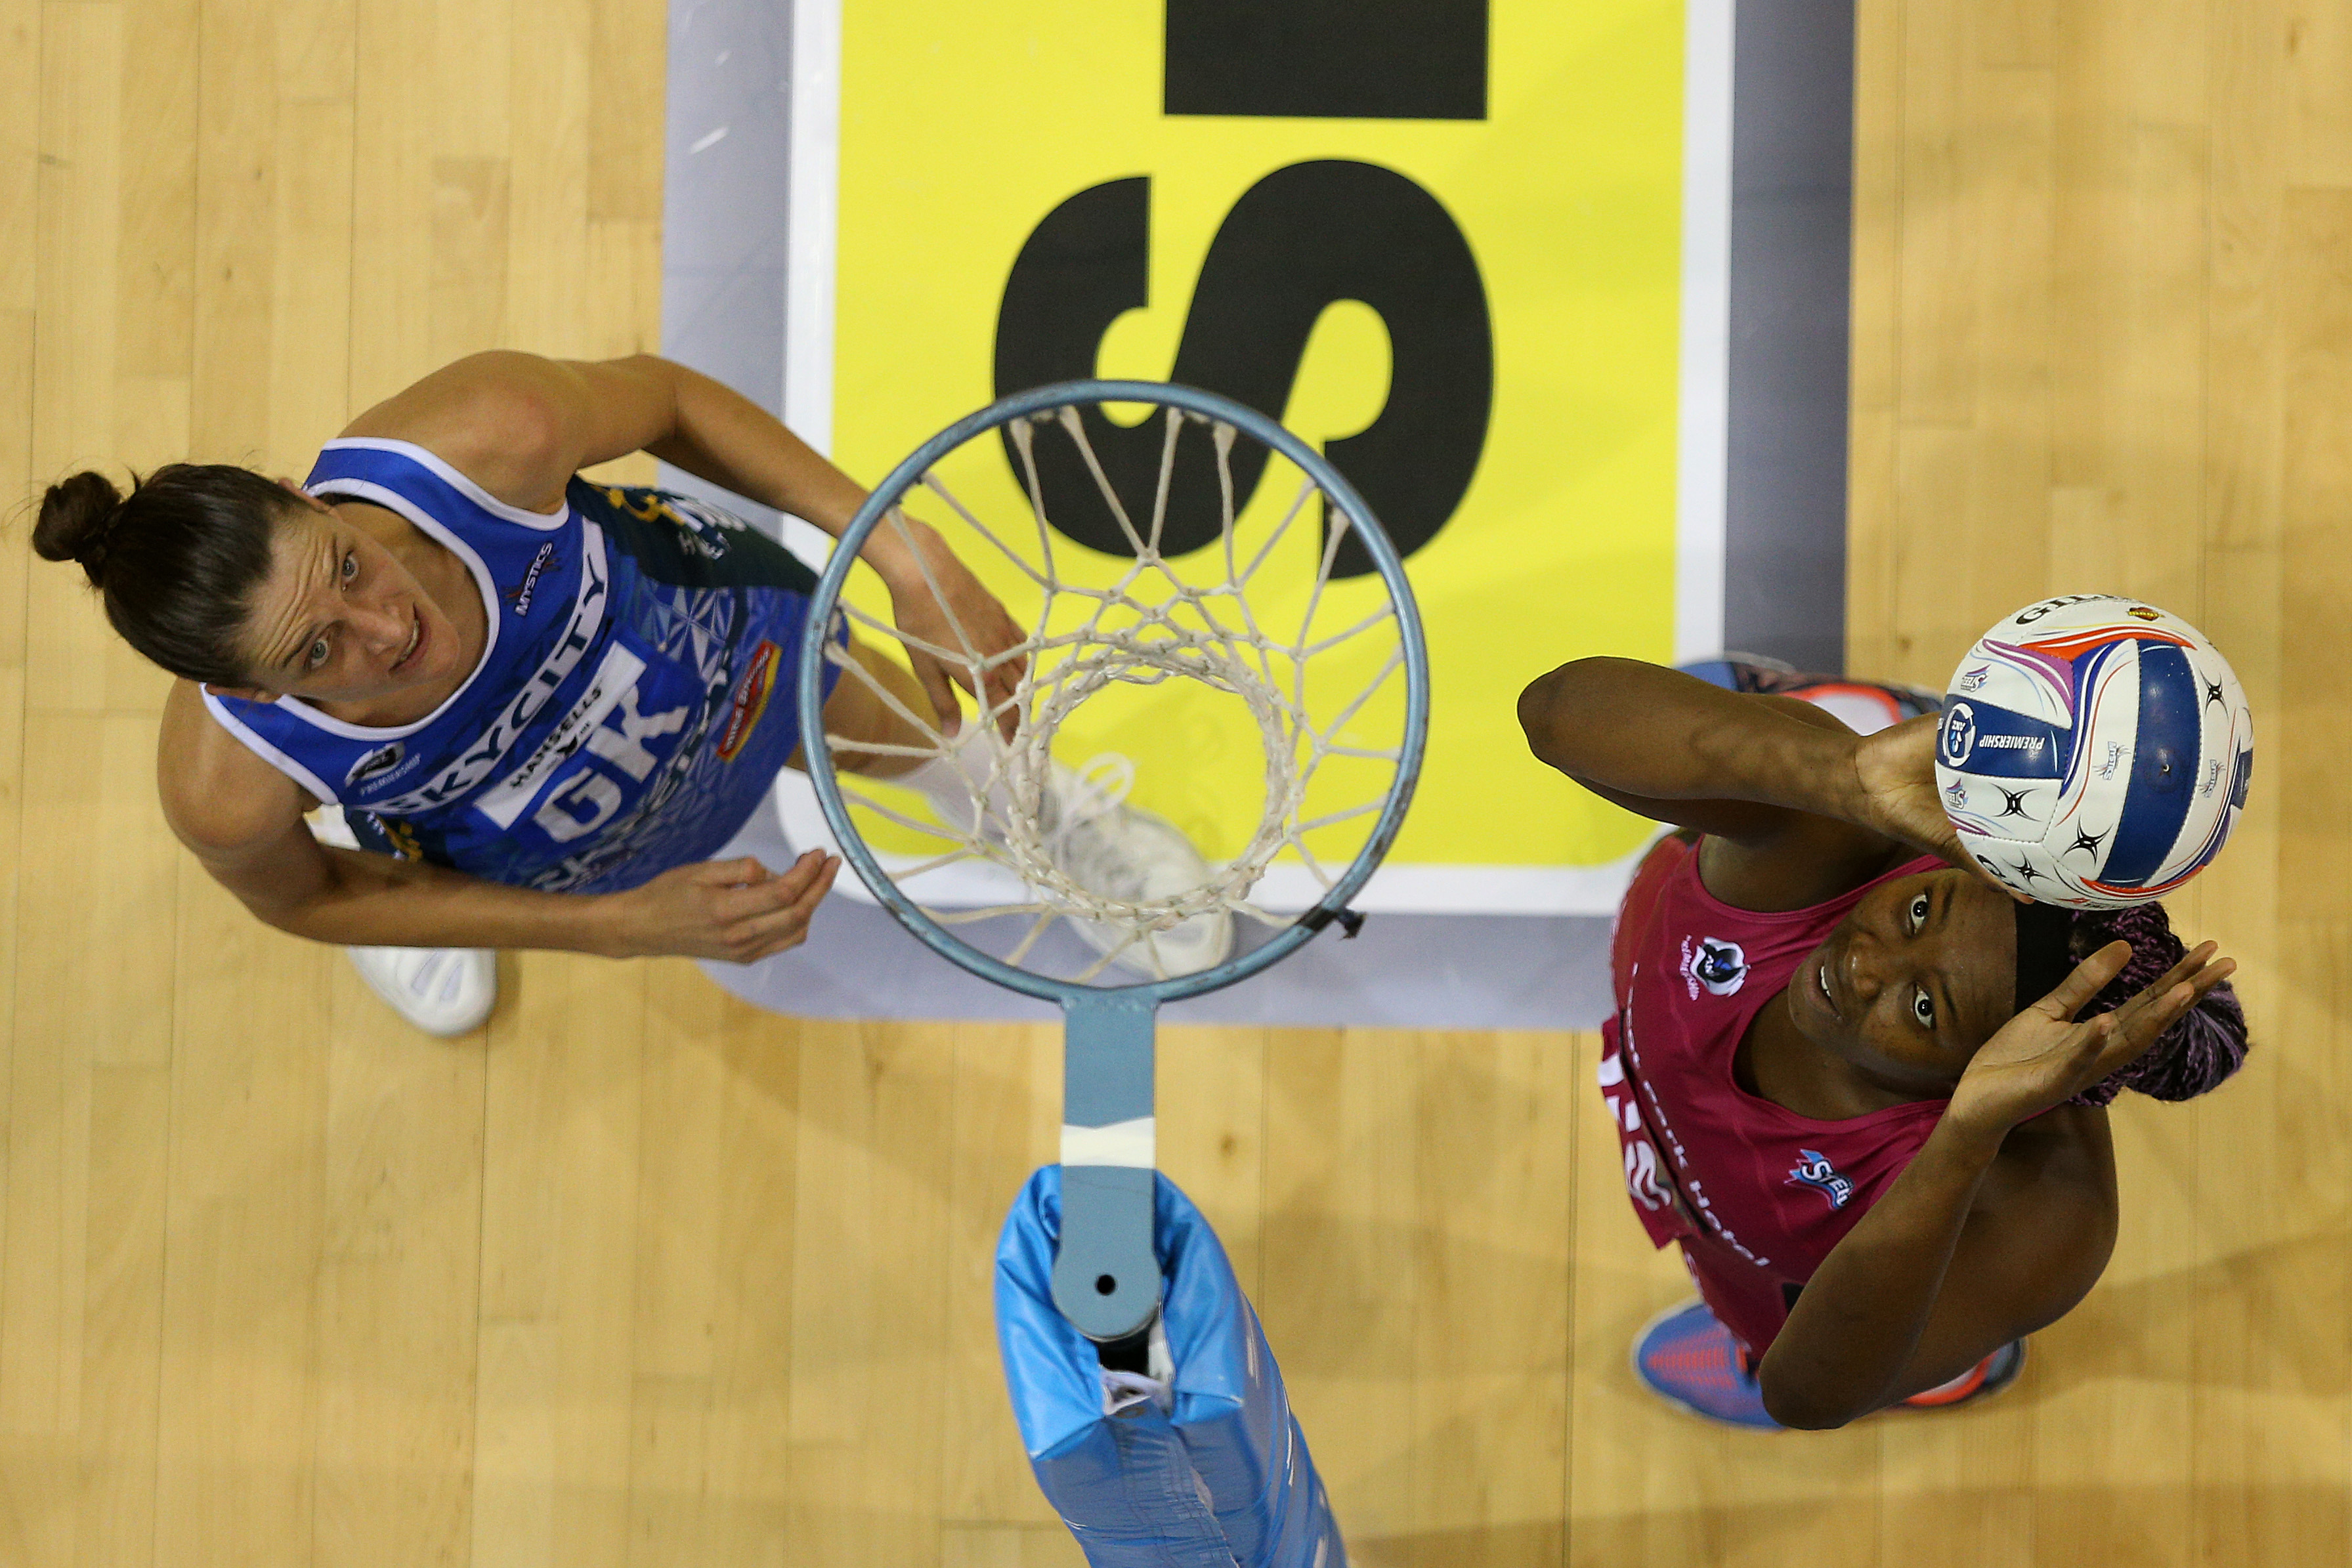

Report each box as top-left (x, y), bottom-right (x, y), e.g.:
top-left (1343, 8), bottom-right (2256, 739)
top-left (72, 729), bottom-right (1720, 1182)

top-left (817, 400), bottom-right (1409, 983)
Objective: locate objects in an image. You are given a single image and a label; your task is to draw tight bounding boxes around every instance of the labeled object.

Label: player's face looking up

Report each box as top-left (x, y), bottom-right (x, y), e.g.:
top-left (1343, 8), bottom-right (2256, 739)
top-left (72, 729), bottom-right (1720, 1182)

top-left (1785, 868), bottom-right (2020, 1091)
top-left (229, 499), bottom-right (471, 706)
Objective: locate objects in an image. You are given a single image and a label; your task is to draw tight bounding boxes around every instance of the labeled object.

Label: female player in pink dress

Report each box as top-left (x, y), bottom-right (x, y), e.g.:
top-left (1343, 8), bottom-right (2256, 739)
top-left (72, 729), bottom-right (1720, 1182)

top-left (1518, 656), bottom-right (2248, 1429)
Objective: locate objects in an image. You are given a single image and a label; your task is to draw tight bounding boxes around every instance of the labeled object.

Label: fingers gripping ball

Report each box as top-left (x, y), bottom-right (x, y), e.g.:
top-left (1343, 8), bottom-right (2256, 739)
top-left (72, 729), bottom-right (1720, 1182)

top-left (1935, 595), bottom-right (2254, 909)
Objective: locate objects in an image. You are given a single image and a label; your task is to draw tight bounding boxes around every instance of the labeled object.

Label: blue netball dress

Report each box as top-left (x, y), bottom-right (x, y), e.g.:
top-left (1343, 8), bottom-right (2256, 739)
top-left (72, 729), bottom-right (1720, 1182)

top-left (203, 438), bottom-right (842, 894)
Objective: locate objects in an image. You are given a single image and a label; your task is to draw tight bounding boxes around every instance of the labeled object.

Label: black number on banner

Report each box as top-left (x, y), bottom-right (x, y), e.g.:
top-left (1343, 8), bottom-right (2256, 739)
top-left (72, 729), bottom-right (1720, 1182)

top-left (993, 161), bottom-right (1493, 578)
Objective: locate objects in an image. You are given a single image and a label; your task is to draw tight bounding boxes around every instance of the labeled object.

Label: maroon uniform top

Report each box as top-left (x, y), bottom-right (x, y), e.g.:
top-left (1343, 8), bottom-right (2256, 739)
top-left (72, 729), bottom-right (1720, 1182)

top-left (1600, 836), bottom-right (1950, 1354)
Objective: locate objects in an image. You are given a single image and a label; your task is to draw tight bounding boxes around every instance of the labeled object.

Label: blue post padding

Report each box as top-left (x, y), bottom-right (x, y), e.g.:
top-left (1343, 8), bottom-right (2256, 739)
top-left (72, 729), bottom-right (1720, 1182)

top-left (995, 1167), bottom-right (1347, 1568)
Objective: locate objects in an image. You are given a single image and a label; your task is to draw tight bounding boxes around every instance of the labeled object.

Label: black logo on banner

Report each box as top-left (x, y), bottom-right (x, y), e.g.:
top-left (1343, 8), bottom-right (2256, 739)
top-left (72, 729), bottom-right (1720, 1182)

top-left (1163, 0), bottom-right (1488, 121)
top-left (993, 162), bottom-right (1493, 577)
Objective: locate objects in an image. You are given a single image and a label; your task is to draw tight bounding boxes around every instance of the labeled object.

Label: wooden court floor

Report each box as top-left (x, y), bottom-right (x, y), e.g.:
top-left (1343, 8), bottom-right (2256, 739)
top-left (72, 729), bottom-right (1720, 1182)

top-left (0, 0), bottom-right (2345, 1564)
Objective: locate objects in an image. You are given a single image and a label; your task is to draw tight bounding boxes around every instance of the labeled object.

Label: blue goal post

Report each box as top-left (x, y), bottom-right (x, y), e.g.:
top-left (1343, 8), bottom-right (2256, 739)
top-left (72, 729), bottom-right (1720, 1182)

top-left (995, 1166), bottom-right (1346, 1568)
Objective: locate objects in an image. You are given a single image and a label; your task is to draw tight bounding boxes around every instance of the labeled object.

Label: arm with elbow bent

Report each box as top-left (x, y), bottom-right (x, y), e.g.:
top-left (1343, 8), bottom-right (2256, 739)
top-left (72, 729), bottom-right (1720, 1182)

top-left (1516, 657), bottom-right (1881, 831)
top-left (1755, 1109), bottom-right (2110, 1430)
top-left (158, 686), bottom-right (839, 965)
top-left (618, 354), bottom-right (1029, 733)
top-left (185, 807), bottom-right (841, 965)
top-left (1517, 656), bottom-right (2005, 909)
top-left (1755, 938), bottom-right (2233, 1430)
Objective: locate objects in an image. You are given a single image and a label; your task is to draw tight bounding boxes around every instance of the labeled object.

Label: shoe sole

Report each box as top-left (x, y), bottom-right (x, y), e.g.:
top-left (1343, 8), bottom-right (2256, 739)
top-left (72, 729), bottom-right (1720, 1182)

top-left (1054, 804), bottom-right (1235, 977)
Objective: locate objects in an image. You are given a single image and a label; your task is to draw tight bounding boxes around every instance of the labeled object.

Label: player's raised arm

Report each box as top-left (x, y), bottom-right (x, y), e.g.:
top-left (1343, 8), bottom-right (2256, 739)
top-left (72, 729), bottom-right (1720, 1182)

top-left (1517, 657), bottom-right (1860, 818)
top-left (1518, 656), bottom-right (1937, 907)
top-left (339, 350), bottom-right (857, 522)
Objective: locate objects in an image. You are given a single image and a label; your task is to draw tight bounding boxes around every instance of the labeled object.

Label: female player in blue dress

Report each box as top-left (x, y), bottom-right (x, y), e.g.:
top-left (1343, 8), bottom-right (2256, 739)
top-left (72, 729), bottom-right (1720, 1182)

top-left (34, 352), bottom-right (1227, 1031)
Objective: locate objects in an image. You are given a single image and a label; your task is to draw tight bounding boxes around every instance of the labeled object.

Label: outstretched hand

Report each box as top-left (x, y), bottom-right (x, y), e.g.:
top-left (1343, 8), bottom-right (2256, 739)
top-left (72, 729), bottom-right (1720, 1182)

top-left (873, 512), bottom-right (1027, 742)
top-left (1850, 712), bottom-right (2026, 902)
top-left (605, 851), bottom-right (842, 963)
top-left (1946, 938), bottom-right (2236, 1134)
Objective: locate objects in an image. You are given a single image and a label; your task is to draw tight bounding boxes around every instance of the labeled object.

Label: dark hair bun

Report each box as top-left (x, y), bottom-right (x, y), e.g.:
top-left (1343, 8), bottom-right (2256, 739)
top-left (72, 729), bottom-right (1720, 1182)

top-left (2067, 900), bottom-right (2252, 1107)
top-left (2115, 979), bottom-right (2249, 1101)
top-left (33, 471), bottom-right (127, 585)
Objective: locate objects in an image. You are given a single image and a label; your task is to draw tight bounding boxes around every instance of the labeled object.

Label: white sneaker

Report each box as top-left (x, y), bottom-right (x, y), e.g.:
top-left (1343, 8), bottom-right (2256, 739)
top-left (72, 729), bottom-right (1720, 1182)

top-left (345, 945), bottom-right (497, 1036)
top-left (1040, 756), bottom-right (1234, 979)
top-left (308, 806), bottom-right (498, 1036)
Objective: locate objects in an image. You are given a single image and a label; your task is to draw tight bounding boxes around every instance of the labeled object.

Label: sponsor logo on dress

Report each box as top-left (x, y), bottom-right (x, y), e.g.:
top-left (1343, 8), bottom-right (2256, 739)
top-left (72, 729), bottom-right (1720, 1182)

top-left (505, 541), bottom-right (559, 616)
top-left (717, 640), bottom-right (782, 762)
top-left (1679, 935), bottom-right (1748, 999)
top-left (355, 811), bottom-right (424, 860)
top-left (1622, 1125), bottom-right (1669, 1213)
top-left (345, 741), bottom-right (408, 788)
top-left (1787, 1149), bottom-right (1855, 1210)
top-left (665, 494), bottom-right (750, 560)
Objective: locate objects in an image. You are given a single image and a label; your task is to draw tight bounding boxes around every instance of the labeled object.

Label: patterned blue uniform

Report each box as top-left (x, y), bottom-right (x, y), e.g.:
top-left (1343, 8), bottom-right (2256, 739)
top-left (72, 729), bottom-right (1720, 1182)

top-left (204, 438), bottom-right (842, 895)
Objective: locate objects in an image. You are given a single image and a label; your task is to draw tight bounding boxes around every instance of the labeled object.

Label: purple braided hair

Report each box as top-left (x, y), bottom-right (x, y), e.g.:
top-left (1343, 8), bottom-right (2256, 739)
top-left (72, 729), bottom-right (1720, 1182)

top-left (2064, 901), bottom-right (2250, 1107)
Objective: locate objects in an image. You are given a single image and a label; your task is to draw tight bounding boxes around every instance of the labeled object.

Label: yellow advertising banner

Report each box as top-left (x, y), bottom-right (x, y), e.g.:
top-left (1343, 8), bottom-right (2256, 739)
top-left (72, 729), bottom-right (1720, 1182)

top-left (811, 0), bottom-right (1717, 912)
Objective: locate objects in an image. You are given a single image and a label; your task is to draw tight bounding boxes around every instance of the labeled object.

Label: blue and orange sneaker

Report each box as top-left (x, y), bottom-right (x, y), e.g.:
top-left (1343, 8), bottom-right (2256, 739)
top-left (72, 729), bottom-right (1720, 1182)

top-left (1631, 1299), bottom-right (1782, 1429)
top-left (1898, 1338), bottom-right (2026, 1409)
top-left (1633, 1299), bottom-right (2026, 1428)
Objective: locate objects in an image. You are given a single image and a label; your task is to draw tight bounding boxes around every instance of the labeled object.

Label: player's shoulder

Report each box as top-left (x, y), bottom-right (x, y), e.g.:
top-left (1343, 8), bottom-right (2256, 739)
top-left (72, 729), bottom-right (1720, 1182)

top-left (157, 681), bottom-right (310, 854)
top-left (337, 351), bottom-right (573, 513)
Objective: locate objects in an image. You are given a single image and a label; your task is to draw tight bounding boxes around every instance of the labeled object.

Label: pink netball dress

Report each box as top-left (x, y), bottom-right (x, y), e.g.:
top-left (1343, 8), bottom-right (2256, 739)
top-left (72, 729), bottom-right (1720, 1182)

top-left (1600, 837), bottom-right (1950, 1355)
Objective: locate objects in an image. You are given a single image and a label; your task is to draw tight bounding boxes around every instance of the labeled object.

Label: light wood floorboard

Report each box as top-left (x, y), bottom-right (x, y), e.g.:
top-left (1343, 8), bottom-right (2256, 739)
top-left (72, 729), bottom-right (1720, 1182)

top-left (0, 0), bottom-right (2343, 1563)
